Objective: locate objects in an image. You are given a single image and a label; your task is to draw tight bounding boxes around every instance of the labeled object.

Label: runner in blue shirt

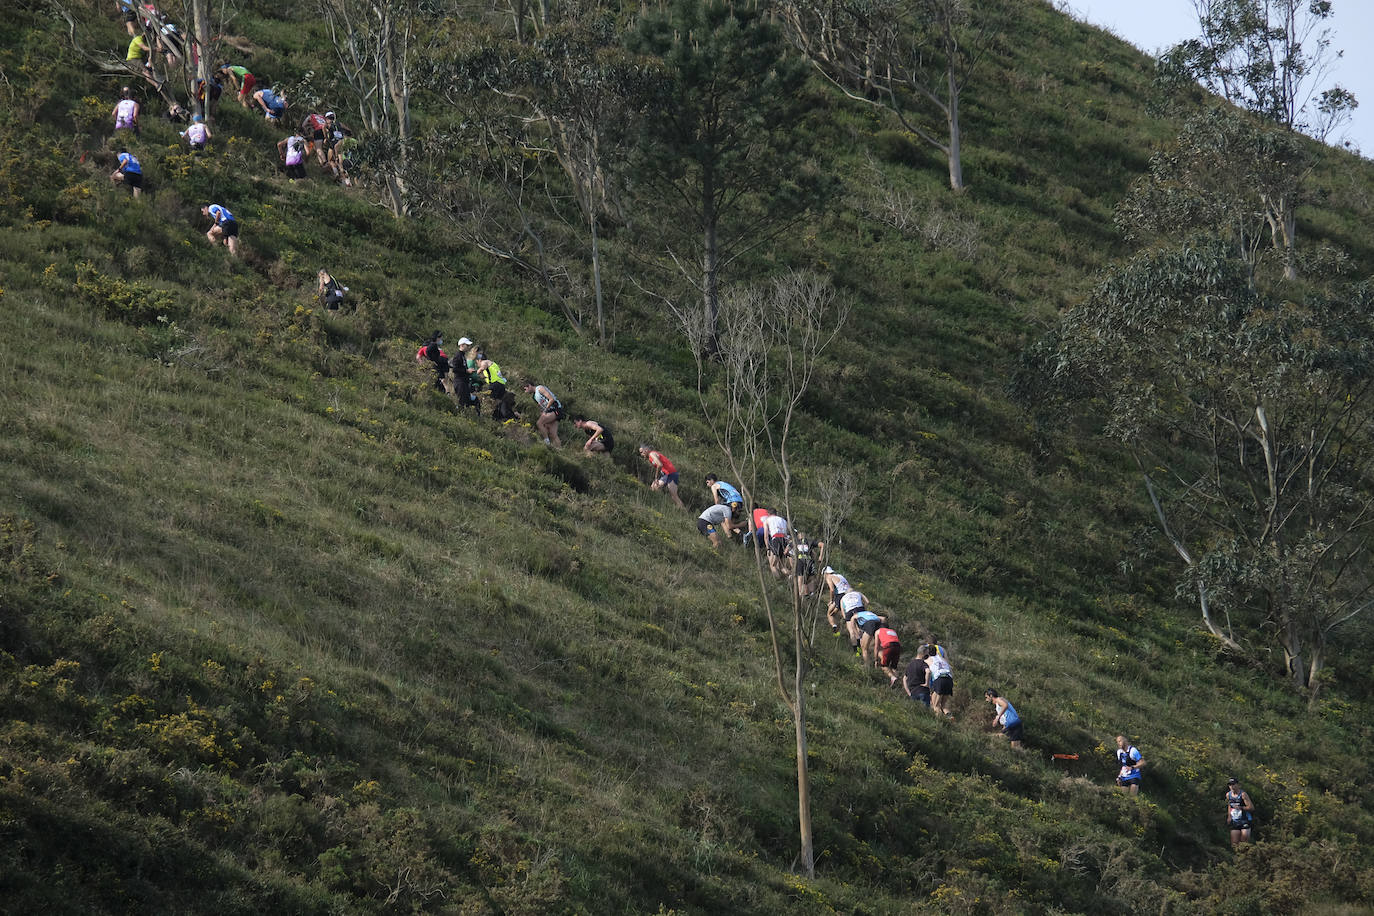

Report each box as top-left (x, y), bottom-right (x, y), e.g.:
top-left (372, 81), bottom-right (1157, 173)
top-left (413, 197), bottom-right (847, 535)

top-left (705, 474), bottom-right (746, 539)
top-left (110, 149), bottom-right (142, 197)
top-left (986, 689), bottom-right (1025, 751)
top-left (1114, 735), bottom-right (1145, 795)
top-left (202, 203), bottom-right (240, 256)
top-left (253, 87), bottom-right (287, 122)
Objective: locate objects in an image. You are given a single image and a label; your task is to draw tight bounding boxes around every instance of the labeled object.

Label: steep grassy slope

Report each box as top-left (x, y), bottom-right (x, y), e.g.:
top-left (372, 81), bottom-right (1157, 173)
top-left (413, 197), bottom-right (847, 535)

top-left (3, 1), bottom-right (1374, 913)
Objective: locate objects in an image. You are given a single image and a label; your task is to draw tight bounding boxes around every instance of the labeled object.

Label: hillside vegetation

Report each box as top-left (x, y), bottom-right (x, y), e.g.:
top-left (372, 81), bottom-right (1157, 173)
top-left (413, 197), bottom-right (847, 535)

top-left (2, 0), bottom-right (1374, 913)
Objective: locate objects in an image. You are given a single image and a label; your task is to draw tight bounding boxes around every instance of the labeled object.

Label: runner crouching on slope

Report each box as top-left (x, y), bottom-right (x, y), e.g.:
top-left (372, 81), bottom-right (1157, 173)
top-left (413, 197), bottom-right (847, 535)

top-left (202, 203), bottom-right (240, 256)
top-left (927, 649), bottom-right (954, 719)
top-left (792, 537), bottom-right (822, 599)
top-left (697, 503), bottom-right (731, 549)
top-left (837, 588), bottom-right (870, 649)
top-left (875, 624), bottom-right (902, 687)
top-left (415, 332), bottom-right (449, 391)
top-left (847, 607), bottom-right (885, 663)
top-left (110, 149), bottom-right (142, 198)
top-left (640, 445), bottom-right (685, 509)
top-left (904, 648), bottom-right (932, 706)
top-left (762, 511), bottom-right (791, 579)
top-left (704, 475), bottom-right (746, 540)
top-left (822, 566), bottom-right (851, 633)
top-left (985, 689), bottom-right (1025, 750)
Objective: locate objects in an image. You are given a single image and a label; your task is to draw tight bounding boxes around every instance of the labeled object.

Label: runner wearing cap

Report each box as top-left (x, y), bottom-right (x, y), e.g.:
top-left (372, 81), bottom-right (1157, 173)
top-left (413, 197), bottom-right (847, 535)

top-left (823, 566), bottom-right (852, 633)
top-left (323, 112), bottom-right (353, 183)
top-left (446, 337), bottom-right (477, 412)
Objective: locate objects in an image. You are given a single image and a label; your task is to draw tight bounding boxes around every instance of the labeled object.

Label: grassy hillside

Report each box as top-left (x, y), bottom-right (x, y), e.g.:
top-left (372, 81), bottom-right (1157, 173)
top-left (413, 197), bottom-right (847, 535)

top-left (3, 1), bottom-right (1374, 913)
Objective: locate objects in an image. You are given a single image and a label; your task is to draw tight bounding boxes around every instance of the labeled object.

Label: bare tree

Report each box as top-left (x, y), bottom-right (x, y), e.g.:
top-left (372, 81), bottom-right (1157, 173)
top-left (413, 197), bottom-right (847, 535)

top-left (779, 0), bottom-right (993, 191)
top-left (50, 1), bottom-right (183, 113)
top-left (682, 270), bottom-right (848, 878)
top-left (438, 12), bottom-right (655, 343)
top-left (408, 75), bottom-right (589, 332)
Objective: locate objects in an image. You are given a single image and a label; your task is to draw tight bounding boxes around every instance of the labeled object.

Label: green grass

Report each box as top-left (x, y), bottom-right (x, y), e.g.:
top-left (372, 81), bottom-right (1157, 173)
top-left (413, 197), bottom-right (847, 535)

top-left (1, 0), bottom-right (1373, 913)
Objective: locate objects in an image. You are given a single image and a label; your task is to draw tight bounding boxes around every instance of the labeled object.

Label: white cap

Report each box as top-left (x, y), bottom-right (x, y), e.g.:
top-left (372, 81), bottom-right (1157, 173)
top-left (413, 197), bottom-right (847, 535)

top-left (822, 566), bottom-right (834, 574)
top-left (325, 111), bottom-right (335, 118)
top-left (457, 337), bottom-right (473, 346)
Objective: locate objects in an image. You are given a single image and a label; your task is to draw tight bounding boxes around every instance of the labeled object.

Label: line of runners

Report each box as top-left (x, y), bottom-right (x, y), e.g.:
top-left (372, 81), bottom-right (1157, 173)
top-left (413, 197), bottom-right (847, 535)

top-left (107, 4), bottom-right (358, 258)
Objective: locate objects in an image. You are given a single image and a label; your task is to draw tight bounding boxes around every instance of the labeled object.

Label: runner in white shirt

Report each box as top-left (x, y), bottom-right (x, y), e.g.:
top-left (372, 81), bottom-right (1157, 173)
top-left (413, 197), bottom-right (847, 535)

top-left (927, 651), bottom-right (954, 718)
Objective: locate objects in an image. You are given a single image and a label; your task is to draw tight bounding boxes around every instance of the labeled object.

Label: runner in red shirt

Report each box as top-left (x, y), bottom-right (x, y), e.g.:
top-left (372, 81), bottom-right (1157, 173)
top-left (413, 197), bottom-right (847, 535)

top-left (750, 506), bottom-right (771, 549)
top-left (639, 444), bottom-right (685, 508)
top-left (875, 626), bottom-right (903, 688)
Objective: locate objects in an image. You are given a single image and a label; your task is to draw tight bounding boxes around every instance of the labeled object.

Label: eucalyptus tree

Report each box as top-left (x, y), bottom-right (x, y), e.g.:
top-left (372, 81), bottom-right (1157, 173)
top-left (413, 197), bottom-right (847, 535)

top-left (778, 0), bottom-right (993, 192)
top-left (407, 8), bottom-right (654, 337)
top-left (1116, 106), bottom-right (1310, 289)
top-left (1157, 0), bottom-right (1358, 279)
top-left (460, 10), bottom-right (657, 343)
top-left (187, 0), bottom-right (216, 123)
top-left (627, 0), bottom-right (825, 351)
top-left (319, 0), bottom-right (419, 216)
top-left (1034, 237), bottom-right (1374, 695)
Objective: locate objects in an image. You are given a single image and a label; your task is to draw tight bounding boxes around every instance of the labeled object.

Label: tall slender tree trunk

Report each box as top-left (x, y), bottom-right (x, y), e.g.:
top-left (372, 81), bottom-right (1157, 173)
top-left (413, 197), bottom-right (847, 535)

top-left (590, 185), bottom-right (606, 346)
top-left (946, 59), bottom-right (964, 191)
top-left (1280, 208), bottom-right (1297, 281)
top-left (794, 620), bottom-right (814, 878)
top-left (382, 4), bottom-right (411, 217)
top-left (1263, 194), bottom-right (1298, 281)
top-left (1281, 612), bottom-right (1307, 688)
top-left (189, 0), bottom-right (212, 124)
top-left (702, 172), bottom-right (720, 350)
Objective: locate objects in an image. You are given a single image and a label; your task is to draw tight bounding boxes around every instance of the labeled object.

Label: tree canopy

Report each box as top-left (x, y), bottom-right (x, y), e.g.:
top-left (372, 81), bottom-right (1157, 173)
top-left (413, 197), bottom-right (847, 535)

top-left (1034, 236), bottom-right (1374, 692)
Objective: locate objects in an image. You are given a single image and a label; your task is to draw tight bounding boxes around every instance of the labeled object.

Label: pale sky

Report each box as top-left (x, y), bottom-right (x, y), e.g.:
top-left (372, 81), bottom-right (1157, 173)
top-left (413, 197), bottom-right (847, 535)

top-left (1065, 0), bottom-right (1374, 158)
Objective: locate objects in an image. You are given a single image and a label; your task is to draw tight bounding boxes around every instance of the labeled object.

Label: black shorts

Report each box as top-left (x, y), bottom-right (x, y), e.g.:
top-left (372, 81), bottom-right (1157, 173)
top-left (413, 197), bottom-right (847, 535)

top-left (1003, 720), bottom-right (1024, 742)
top-left (124, 10), bottom-right (137, 22)
top-left (931, 674), bottom-right (953, 696)
top-left (842, 604), bottom-right (864, 622)
top-left (857, 619), bottom-right (881, 637)
top-left (600, 432), bottom-right (614, 452)
top-left (544, 406), bottom-right (565, 420)
top-left (728, 501), bottom-right (744, 521)
top-left (122, 170), bottom-right (142, 189)
top-left (219, 218), bottom-right (239, 238)
top-left (310, 128), bottom-right (326, 141)
top-left (768, 537), bottom-right (786, 558)
top-left (697, 519), bottom-right (718, 537)
top-left (190, 141), bottom-right (206, 150)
